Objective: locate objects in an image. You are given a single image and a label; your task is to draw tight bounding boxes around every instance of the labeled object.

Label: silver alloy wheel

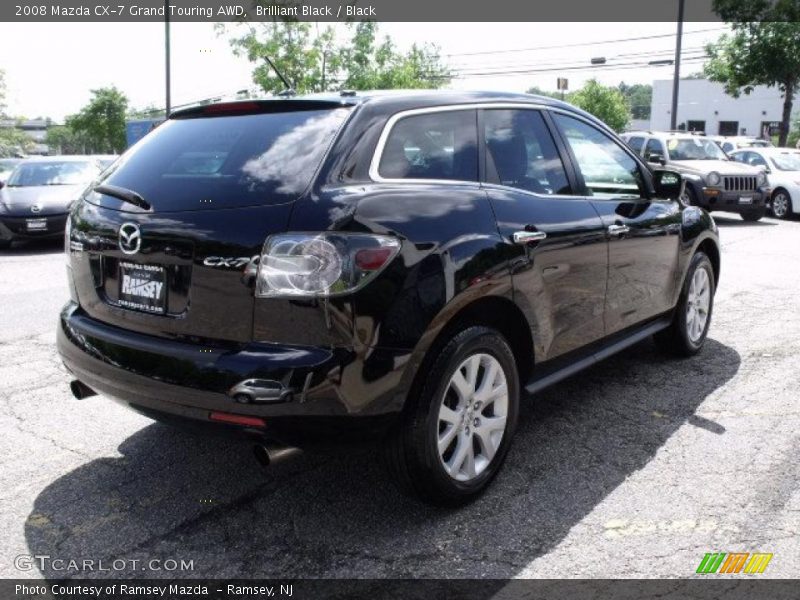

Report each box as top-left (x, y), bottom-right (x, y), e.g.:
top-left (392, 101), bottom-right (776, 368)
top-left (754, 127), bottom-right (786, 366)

top-left (437, 353), bottom-right (509, 482)
top-left (772, 192), bottom-right (790, 218)
top-left (686, 267), bottom-right (711, 343)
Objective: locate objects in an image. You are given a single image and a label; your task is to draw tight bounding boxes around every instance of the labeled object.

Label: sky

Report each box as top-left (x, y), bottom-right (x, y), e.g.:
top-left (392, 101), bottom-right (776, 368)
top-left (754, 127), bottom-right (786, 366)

top-left (0, 22), bottom-right (728, 122)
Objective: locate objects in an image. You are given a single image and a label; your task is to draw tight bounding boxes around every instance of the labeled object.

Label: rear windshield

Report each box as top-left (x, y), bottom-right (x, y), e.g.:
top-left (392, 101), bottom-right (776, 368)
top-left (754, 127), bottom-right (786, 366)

top-left (7, 160), bottom-right (97, 186)
top-left (90, 108), bottom-right (350, 212)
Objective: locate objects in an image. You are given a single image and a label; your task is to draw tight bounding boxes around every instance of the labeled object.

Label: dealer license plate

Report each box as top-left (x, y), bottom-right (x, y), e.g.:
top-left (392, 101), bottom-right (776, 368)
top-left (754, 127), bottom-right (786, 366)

top-left (118, 262), bottom-right (167, 314)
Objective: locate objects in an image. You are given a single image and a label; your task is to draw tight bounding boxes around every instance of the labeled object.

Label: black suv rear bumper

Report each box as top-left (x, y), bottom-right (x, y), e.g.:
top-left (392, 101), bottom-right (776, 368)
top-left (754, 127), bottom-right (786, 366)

top-left (57, 303), bottom-right (404, 442)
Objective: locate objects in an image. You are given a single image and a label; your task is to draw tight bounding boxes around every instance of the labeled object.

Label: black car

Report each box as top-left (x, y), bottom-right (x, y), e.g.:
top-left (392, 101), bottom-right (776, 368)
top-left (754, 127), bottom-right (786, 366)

top-left (0, 156), bottom-right (101, 248)
top-left (58, 91), bottom-right (720, 505)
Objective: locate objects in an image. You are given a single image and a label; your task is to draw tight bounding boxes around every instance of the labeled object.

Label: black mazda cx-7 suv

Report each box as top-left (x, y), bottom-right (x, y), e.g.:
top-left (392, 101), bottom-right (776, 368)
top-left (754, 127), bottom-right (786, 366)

top-left (58, 91), bottom-right (720, 504)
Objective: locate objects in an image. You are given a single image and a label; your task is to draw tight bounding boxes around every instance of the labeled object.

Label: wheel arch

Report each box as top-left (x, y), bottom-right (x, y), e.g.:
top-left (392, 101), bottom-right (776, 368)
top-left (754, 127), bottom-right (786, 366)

top-left (398, 294), bottom-right (534, 414)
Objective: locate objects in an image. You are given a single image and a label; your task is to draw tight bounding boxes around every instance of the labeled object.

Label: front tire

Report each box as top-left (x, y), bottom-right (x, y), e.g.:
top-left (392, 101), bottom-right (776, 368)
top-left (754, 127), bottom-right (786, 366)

top-left (741, 208), bottom-right (766, 222)
top-left (0, 240), bottom-right (11, 250)
top-left (679, 184), bottom-right (698, 209)
top-left (385, 326), bottom-right (519, 506)
top-left (654, 251), bottom-right (715, 357)
top-left (771, 190), bottom-right (792, 219)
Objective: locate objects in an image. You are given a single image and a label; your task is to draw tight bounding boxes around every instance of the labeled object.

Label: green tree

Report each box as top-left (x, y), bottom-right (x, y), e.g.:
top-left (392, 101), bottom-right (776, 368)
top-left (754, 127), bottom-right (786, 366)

top-left (569, 79), bottom-right (630, 132)
top-left (0, 128), bottom-right (33, 157)
top-left (224, 21), bottom-right (450, 94)
top-left (45, 125), bottom-right (88, 154)
top-left (705, 3), bottom-right (800, 146)
top-left (617, 82), bottom-right (652, 120)
top-left (66, 86), bottom-right (128, 153)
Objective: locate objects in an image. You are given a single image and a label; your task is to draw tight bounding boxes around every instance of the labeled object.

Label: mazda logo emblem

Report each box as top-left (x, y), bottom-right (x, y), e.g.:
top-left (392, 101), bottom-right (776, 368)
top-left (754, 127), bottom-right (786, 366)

top-left (31, 204), bottom-right (41, 213)
top-left (119, 222), bottom-right (141, 255)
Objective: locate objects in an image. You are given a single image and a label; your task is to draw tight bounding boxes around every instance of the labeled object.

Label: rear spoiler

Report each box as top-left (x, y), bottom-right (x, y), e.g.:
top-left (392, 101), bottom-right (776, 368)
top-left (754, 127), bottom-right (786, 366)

top-left (170, 99), bottom-right (356, 119)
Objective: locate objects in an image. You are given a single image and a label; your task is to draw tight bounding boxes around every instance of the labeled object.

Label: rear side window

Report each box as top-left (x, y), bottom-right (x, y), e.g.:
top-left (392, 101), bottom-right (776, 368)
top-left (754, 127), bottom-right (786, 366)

top-left (484, 109), bottom-right (571, 195)
top-left (377, 110), bottom-right (478, 182)
top-left (92, 108), bottom-right (350, 211)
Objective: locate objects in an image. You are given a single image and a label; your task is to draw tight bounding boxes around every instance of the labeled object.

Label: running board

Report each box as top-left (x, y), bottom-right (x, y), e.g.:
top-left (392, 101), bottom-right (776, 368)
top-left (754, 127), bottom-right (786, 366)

top-left (525, 317), bottom-right (672, 395)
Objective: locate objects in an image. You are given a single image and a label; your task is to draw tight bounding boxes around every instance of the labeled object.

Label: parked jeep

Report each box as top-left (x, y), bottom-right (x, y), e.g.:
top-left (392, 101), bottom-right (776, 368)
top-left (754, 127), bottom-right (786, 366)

top-left (621, 131), bottom-right (769, 221)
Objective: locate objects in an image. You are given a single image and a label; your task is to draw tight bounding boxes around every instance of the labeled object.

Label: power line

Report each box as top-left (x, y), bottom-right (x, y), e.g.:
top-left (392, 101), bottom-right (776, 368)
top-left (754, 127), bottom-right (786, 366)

top-left (443, 27), bottom-right (726, 58)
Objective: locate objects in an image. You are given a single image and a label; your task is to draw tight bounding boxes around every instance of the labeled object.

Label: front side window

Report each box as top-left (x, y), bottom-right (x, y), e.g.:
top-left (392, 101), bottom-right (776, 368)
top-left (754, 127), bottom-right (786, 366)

top-left (483, 109), bottom-right (570, 195)
top-left (552, 114), bottom-right (643, 198)
top-left (377, 110), bottom-right (478, 182)
top-left (644, 138), bottom-right (666, 160)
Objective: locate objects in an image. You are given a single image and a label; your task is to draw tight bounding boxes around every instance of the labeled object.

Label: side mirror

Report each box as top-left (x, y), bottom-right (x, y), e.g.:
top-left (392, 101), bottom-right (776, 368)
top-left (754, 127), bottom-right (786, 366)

top-left (647, 153), bottom-right (666, 165)
top-left (653, 169), bottom-right (683, 201)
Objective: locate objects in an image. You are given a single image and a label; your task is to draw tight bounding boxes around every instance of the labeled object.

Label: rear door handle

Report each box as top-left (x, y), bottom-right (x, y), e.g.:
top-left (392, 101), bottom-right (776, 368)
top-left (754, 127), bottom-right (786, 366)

top-left (607, 224), bottom-right (630, 237)
top-left (512, 231), bottom-right (547, 245)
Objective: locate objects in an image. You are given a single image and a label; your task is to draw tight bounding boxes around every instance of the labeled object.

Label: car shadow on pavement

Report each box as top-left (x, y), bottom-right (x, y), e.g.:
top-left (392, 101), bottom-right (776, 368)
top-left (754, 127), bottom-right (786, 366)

top-left (712, 216), bottom-right (777, 227)
top-left (2, 239), bottom-right (63, 256)
top-left (24, 338), bottom-right (740, 578)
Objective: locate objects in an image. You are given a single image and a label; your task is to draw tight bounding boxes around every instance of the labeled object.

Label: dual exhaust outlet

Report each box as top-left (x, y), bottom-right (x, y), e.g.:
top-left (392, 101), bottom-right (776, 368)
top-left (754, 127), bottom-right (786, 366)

top-left (69, 379), bottom-right (300, 468)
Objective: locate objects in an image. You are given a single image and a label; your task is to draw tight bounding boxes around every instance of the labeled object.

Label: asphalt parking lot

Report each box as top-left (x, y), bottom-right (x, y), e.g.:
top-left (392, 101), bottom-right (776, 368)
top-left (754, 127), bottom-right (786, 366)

top-left (1, 214), bottom-right (798, 580)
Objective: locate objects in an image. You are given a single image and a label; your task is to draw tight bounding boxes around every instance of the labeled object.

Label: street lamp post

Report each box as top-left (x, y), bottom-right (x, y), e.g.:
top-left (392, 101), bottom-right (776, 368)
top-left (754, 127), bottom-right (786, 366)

top-left (164, 0), bottom-right (171, 117)
top-left (670, 0), bottom-right (685, 130)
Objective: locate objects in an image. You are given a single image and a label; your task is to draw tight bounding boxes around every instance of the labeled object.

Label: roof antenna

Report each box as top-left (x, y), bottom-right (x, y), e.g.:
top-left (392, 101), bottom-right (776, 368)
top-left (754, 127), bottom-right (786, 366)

top-left (264, 55), bottom-right (296, 97)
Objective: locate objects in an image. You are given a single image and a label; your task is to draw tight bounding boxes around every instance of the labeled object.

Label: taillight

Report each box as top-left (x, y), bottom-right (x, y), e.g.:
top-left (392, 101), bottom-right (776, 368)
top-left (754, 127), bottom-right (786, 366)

top-left (255, 233), bottom-right (401, 298)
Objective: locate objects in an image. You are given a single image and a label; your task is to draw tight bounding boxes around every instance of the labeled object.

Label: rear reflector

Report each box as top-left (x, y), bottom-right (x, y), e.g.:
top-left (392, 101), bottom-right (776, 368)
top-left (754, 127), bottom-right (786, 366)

top-left (209, 411), bottom-right (266, 428)
top-left (355, 247), bottom-right (394, 271)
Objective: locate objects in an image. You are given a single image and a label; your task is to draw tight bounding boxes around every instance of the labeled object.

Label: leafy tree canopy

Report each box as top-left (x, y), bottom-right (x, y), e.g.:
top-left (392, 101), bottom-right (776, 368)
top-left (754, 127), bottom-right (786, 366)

top-left (705, 2), bottom-right (800, 146)
top-left (65, 86), bottom-right (129, 154)
top-left (224, 21), bottom-right (451, 95)
top-left (569, 79), bottom-right (630, 132)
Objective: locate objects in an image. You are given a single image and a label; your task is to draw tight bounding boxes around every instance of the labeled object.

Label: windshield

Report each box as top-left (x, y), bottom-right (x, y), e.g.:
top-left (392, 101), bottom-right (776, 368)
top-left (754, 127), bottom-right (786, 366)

top-left (666, 138), bottom-right (729, 161)
top-left (92, 107), bottom-right (350, 211)
top-left (771, 153), bottom-right (800, 171)
top-left (7, 161), bottom-right (96, 186)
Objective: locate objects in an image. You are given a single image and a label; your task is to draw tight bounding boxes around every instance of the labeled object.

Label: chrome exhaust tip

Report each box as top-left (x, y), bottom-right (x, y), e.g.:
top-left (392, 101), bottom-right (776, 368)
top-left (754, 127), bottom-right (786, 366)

top-left (253, 443), bottom-right (301, 468)
top-left (70, 380), bottom-right (97, 400)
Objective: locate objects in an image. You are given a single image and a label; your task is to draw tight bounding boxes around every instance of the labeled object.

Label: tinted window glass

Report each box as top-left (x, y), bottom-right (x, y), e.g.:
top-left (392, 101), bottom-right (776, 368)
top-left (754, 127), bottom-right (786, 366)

top-left (627, 136), bottom-right (645, 153)
top-left (378, 110), bottom-right (477, 181)
top-left (553, 114), bottom-right (643, 198)
top-left (484, 109), bottom-right (570, 195)
top-left (7, 160), bottom-right (97, 187)
top-left (644, 138), bottom-right (665, 159)
top-left (92, 108), bottom-right (350, 211)
top-left (667, 137), bottom-right (728, 161)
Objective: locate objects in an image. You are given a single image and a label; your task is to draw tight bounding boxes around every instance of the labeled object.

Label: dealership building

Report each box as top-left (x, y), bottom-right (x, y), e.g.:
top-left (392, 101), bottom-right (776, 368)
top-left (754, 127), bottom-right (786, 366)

top-left (647, 78), bottom-right (797, 138)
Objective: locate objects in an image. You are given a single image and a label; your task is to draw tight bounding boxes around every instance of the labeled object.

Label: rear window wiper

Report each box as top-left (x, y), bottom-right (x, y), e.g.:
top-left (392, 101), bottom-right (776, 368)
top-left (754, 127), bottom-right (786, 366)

top-left (94, 183), bottom-right (151, 211)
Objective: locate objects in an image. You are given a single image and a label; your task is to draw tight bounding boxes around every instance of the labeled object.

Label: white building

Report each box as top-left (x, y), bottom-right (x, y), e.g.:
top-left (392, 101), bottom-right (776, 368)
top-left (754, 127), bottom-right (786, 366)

top-left (649, 78), bottom-right (797, 138)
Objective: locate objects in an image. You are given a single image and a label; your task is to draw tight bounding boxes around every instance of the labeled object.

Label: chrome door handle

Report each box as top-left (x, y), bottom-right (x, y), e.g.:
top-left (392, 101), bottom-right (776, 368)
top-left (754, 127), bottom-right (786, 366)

top-left (607, 224), bottom-right (630, 237)
top-left (512, 231), bottom-right (547, 244)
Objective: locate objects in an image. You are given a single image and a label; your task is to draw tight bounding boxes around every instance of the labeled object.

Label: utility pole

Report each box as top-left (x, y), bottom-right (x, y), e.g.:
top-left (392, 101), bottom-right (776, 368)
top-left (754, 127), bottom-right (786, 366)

top-left (164, 0), bottom-right (171, 117)
top-left (670, 0), bottom-right (685, 130)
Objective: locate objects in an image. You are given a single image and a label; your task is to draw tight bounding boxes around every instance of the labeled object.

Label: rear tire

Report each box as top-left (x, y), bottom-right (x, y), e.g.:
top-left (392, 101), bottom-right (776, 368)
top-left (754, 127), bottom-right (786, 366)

top-left (385, 326), bottom-right (519, 506)
top-left (741, 208), bottom-right (765, 222)
top-left (0, 240), bottom-right (10, 250)
top-left (654, 251), bottom-right (715, 357)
